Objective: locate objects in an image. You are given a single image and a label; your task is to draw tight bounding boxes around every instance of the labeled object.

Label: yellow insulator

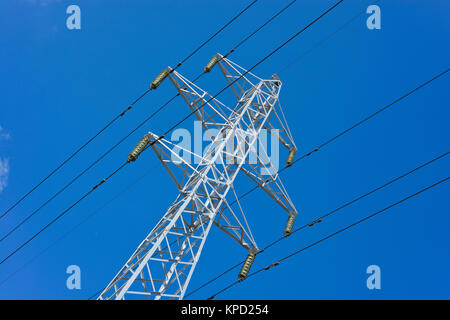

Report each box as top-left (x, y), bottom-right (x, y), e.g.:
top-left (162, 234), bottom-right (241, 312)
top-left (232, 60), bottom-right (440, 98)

top-left (238, 253), bottom-right (256, 280)
top-left (284, 213), bottom-right (296, 236)
top-left (128, 136), bottom-right (150, 162)
top-left (286, 148), bottom-right (296, 167)
top-left (150, 67), bottom-right (171, 90)
top-left (204, 54), bottom-right (221, 73)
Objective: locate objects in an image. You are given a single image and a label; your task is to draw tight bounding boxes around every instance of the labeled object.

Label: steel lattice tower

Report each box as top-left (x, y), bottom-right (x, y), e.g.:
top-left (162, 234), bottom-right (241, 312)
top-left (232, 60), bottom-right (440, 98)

top-left (98, 55), bottom-right (297, 300)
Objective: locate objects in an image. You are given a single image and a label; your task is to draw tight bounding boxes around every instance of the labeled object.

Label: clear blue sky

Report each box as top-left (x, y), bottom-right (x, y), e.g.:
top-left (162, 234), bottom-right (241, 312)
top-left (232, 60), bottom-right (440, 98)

top-left (0, 0), bottom-right (449, 299)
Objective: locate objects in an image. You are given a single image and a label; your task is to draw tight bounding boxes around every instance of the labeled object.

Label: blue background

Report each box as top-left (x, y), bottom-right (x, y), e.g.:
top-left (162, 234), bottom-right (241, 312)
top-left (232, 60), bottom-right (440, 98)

top-left (0, 0), bottom-right (449, 299)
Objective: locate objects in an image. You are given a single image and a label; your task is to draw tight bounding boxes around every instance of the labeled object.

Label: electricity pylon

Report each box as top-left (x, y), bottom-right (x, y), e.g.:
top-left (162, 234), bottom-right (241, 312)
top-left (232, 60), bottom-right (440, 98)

top-left (98, 54), bottom-right (297, 300)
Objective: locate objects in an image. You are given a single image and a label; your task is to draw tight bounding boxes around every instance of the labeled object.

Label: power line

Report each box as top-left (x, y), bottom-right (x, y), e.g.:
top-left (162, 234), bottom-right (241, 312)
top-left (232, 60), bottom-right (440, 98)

top-left (0, 0), bottom-right (301, 242)
top-left (0, 0), bottom-right (259, 221)
top-left (277, 0), bottom-right (381, 74)
top-left (93, 3), bottom-right (446, 299)
top-left (88, 1), bottom-right (344, 299)
top-left (195, 67), bottom-right (449, 286)
top-left (228, 68), bottom-right (449, 207)
top-left (0, 95), bottom-right (177, 243)
top-left (88, 232), bottom-right (182, 300)
top-left (49, 1), bottom-right (450, 297)
top-left (153, 0), bottom-right (345, 142)
top-left (177, 0), bottom-right (259, 67)
top-left (0, 0), bottom-right (343, 267)
top-left (224, 0), bottom-right (298, 58)
top-left (61, 67), bottom-right (450, 298)
top-left (0, 160), bottom-right (130, 266)
top-left (0, 164), bottom-right (158, 288)
top-left (206, 176), bottom-right (449, 299)
top-left (313, 70), bottom-right (450, 153)
top-left (43, 1), bottom-right (448, 298)
top-left (88, 288), bottom-right (105, 301)
top-left (184, 150), bottom-right (449, 298)
top-left (0, 89), bottom-right (148, 222)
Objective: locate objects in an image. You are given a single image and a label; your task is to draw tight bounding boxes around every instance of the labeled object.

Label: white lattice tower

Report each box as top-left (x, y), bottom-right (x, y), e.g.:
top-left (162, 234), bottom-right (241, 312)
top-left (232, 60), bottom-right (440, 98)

top-left (98, 55), bottom-right (297, 300)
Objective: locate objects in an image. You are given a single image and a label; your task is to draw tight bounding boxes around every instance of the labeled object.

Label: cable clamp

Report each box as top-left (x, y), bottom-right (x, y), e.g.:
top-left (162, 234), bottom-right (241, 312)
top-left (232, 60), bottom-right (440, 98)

top-left (92, 179), bottom-right (106, 190)
top-left (308, 218), bottom-right (323, 227)
top-left (306, 148), bottom-right (320, 156)
top-left (264, 261), bottom-right (280, 271)
top-left (120, 106), bottom-right (132, 117)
